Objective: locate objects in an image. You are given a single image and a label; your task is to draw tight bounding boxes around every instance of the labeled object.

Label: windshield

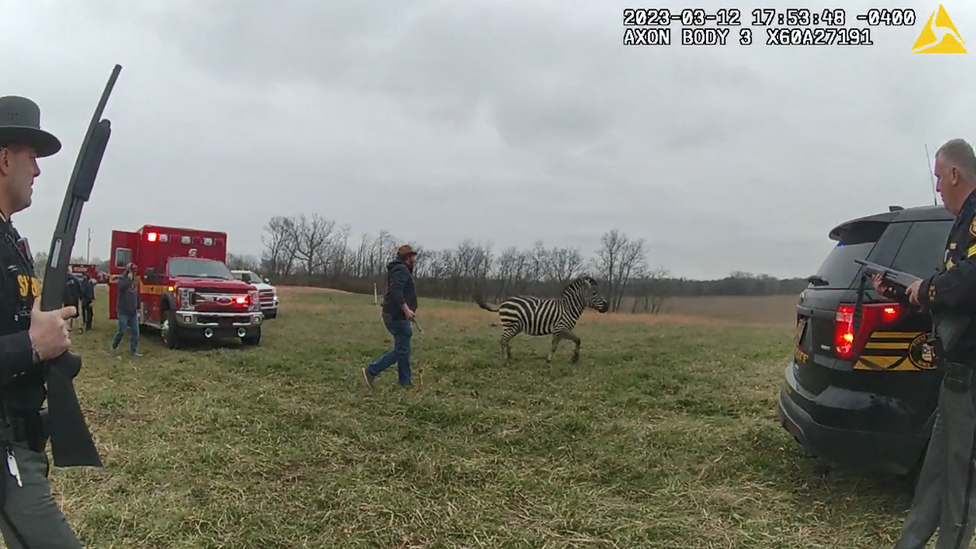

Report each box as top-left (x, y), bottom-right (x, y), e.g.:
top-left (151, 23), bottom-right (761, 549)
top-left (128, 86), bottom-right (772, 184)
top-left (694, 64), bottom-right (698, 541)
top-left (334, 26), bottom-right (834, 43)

top-left (168, 258), bottom-right (233, 279)
top-left (233, 271), bottom-right (262, 282)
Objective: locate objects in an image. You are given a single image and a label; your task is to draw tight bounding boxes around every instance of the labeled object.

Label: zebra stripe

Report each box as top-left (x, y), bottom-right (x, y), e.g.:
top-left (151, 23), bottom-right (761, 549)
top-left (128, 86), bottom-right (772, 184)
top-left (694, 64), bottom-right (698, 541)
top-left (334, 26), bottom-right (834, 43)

top-left (476, 276), bottom-right (610, 363)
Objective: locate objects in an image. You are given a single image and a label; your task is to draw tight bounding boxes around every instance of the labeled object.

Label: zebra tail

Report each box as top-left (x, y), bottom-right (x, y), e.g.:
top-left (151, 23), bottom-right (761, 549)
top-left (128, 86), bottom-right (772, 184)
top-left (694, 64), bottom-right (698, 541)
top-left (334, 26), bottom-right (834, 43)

top-left (474, 295), bottom-right (500, 312)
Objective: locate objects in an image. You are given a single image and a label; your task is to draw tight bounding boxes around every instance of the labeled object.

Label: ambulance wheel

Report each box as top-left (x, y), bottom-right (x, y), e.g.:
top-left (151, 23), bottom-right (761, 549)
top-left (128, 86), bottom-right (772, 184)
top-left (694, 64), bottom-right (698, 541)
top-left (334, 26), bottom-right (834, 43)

top-left (242, 329), bottom-right (261, 346)
top-left (161, 310), bottom-right (181, 349)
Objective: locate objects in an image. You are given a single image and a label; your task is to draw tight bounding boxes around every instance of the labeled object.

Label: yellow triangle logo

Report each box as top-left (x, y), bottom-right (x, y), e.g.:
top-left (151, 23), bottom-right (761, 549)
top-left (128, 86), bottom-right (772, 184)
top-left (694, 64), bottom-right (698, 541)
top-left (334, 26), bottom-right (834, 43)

top-left (912, 4), bottom-right (967, 53)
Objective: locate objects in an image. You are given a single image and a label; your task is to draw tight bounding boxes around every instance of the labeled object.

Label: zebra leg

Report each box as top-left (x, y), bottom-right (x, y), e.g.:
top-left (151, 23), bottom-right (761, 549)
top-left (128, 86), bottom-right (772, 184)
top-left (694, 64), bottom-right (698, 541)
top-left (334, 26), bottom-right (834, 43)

top-left (499, 326), bottom-right (519, 363)
top-left (566, 331), bottom-right (582, 363)
top-left (546, 333), bottom-right (565, 363)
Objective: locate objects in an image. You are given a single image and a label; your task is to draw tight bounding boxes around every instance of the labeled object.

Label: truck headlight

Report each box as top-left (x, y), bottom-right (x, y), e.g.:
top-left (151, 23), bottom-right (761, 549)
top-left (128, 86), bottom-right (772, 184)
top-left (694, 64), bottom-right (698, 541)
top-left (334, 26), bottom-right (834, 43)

top-left (249, 290), bottom-right (259, 311)
top-left (178, 288), bottom-right (195, 311)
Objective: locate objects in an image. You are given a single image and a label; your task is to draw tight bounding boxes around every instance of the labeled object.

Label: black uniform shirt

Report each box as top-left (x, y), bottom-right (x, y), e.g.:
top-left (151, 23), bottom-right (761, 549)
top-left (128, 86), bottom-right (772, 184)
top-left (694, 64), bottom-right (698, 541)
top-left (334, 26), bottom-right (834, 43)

top-left (918, 189), bottom-right (976, 361)
top-left (0, 212), bottom-right (45, 410)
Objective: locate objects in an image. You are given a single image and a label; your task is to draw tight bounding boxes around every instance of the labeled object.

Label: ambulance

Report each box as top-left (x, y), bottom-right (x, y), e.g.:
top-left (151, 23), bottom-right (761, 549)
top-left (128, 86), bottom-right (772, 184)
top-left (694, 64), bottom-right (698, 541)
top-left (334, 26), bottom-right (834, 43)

top-left (108, 225), bottom-right (263, 348)
top-left (69, 263), bottom-right (108, 284)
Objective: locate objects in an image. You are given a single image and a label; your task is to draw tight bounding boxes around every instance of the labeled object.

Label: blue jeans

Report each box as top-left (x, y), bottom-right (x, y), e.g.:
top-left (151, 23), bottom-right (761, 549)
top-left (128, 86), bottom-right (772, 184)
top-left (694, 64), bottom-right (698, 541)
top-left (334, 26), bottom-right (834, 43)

top-left (111, 312), bottom-right (139, 355)
top-left (366, 315), bottom-right (412, 385)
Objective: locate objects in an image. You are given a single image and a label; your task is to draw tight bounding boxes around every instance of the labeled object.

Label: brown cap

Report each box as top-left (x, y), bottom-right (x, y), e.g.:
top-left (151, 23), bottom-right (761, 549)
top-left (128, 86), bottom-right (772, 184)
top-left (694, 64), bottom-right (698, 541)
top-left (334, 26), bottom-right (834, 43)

top-left (396, 245), bottom-right (418, 259)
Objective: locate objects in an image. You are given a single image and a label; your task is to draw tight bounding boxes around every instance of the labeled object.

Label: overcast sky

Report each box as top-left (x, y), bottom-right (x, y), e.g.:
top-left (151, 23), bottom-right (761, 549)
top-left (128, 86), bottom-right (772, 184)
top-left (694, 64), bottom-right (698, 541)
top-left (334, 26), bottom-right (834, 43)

top-left (1, 0), bottom-right (971, 280)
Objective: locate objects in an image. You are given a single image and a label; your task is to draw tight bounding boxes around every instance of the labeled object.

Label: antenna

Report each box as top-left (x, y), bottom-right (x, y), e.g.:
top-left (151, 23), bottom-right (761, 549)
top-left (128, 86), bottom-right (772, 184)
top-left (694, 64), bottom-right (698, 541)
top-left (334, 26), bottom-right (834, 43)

top-left (924, 143), bottom-right (938, 205)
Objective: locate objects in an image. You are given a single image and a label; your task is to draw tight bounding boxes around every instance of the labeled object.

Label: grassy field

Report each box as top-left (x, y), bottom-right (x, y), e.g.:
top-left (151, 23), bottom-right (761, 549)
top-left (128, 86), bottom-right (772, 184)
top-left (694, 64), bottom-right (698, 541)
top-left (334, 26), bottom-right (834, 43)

top-left (41, 286), bottom-right (919, 549)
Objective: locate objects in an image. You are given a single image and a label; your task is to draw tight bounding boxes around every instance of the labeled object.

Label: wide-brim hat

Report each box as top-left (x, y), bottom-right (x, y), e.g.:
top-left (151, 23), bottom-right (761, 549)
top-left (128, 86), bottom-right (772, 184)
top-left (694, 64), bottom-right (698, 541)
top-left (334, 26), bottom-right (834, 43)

top-left (397, 245), bottom-right (418, 259)
top-left (0, 96), bottom-right (61, 158)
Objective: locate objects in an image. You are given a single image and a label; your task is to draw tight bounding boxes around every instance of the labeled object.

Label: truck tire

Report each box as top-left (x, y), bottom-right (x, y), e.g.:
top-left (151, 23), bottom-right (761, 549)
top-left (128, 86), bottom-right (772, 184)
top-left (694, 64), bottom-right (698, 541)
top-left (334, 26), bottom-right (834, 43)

top-left (161, 309), bottom-right (182, 349)
top-left (242, 328), bottom-right (261, 346)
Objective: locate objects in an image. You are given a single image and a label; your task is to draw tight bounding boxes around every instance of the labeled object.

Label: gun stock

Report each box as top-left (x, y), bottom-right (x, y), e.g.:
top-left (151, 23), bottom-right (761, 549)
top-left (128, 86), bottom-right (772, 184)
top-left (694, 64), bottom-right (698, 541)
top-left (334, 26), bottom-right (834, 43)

top-left (37, 64), bottom-right (121, 468)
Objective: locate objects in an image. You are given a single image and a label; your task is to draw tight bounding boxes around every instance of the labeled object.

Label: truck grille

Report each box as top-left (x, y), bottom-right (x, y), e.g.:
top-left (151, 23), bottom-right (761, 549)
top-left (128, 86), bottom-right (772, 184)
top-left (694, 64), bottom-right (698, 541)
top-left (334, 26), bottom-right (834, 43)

top-left (259, 289), bottom-right (276, 309)
top-left (192, 290), bottom-right (252, 312)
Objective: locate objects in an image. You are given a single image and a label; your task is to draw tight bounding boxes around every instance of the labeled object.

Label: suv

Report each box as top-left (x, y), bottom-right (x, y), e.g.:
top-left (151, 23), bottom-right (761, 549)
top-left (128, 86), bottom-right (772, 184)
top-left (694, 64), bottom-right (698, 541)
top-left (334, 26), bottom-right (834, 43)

top-left (231, 270), bottom-right (278, 319)
top-left (778, 204), bottom-right (953, 482)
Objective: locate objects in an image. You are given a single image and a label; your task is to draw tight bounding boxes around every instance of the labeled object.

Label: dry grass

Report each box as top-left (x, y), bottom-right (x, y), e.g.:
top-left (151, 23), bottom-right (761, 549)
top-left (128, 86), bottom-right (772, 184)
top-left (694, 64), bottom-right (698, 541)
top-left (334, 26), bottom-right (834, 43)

top-left (40, 286), bottom-right (916, 549)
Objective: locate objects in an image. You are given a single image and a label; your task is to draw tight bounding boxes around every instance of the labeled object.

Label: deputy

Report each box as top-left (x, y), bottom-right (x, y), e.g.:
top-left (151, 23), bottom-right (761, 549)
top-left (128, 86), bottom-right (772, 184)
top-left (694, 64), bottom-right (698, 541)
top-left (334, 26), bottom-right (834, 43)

top-left (885, 138), bottom-right (976, 549)
top-left (0, 96), bottom-right (84, 547)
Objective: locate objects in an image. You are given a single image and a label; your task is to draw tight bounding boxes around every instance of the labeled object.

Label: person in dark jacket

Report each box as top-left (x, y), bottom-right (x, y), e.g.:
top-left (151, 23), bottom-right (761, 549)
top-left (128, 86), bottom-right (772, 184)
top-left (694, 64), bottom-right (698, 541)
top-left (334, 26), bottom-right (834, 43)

top-left (80, 273), bottom-right (94, 332)
top-left (888, 138), bottom-right (976, 549)
top-left (62, 274), bottom-right (80, 332)
top-left (362, 245), bottom-right (419, 389)
top-left (0, 94), bottom-right (87, 549)
top-left (110, 263), bottom-right (141, 357)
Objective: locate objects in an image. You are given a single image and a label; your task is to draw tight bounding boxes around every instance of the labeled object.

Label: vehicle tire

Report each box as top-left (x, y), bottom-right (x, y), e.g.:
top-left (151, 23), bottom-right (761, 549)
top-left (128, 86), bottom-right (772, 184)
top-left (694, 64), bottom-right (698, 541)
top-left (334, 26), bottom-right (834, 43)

top-left (161, 309), bottom-right (182, 349)
top-left (242, 329), bottom-right (261, 346)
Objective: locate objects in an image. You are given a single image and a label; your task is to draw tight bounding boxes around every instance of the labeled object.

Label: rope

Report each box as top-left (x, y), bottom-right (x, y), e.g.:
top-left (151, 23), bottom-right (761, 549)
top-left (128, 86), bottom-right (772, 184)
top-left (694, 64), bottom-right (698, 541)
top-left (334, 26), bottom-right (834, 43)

top-left (412, 319), bottom-right (426, 387)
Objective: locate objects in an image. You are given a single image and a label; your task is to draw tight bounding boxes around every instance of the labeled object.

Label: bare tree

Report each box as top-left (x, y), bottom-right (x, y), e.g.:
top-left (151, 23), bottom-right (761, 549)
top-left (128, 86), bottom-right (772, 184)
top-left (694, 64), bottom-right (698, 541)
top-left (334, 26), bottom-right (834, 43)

top-left (245, 212), bottom-right (811, 307)
top-left (612, 238), bottom-right (647, 312)
top-left (291, 214), bottom-right (335, 278)
top-left (634, 267), bottom-right (670, 314)
top-left (226, 253), bottom-right (261, 272)
top-left (593, 230), bottom-right (625, 310)
top-left (547, 246), bottom-right (584, 283)
top-left (261, 216), bottom-right (297, 278)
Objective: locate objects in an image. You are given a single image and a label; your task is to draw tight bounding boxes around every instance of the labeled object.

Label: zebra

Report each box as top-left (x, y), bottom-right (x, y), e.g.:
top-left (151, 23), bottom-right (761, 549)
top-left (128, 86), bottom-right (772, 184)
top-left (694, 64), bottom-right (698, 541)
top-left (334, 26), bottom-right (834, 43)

top-left (475, 276), bottom-right (610, 364)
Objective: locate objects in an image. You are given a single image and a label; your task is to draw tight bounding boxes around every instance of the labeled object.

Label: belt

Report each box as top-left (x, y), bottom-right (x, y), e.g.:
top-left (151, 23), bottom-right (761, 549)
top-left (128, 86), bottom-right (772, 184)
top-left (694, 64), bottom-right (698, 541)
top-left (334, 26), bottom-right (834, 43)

top-left (936, 358), bottom-right (976, 370)
top-left (3, 410), bottom-right (47, 452)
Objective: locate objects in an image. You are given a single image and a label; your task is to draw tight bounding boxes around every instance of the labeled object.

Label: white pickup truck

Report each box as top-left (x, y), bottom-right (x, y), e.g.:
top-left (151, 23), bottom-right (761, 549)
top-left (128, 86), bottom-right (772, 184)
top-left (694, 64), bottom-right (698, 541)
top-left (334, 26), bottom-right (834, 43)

top-left (231, 270), bottom-right (279, 319)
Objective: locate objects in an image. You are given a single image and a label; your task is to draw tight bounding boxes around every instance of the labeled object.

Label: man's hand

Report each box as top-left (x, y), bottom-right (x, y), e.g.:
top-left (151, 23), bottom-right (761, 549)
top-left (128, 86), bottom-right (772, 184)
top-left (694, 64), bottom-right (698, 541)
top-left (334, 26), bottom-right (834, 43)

top-left (870, 273), bottom-right (889, 295)
top-left (401, 304), bottom-right (416, 321)
top-left (906, 279), bottom-right (923, 305)
top-left (29, 299), bottom-right (74, 361)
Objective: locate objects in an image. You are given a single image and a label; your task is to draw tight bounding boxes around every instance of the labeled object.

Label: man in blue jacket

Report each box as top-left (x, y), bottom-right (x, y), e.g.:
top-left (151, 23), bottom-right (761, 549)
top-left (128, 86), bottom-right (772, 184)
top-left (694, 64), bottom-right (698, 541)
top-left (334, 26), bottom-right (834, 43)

top-left (110, 263), bottom-right (141, 357)
top-left (362, 245), bottom-right (418, 389)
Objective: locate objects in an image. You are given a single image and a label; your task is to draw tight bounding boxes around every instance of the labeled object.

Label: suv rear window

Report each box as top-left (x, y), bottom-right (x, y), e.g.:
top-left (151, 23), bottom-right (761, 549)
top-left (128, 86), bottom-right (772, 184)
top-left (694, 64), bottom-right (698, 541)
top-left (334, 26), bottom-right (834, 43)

top-left (814, 241), bottom-right (877, 289)
top-left (890, 220), bottom-right (953, 277)
top-left (813, 220), bottom-right (887, 289)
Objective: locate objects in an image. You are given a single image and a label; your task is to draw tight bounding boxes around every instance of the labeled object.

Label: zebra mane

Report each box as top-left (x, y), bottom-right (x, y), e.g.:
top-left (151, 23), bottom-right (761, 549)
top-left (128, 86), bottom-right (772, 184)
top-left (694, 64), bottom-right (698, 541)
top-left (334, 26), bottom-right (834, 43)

top-left (560, 276), bottom-right (596, 297)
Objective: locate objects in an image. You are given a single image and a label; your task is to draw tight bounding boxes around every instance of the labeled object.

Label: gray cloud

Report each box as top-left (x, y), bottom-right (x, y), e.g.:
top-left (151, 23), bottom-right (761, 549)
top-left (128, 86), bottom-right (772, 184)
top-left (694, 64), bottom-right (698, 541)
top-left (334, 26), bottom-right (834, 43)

top-left (0, 0), bottom-right (970, 279)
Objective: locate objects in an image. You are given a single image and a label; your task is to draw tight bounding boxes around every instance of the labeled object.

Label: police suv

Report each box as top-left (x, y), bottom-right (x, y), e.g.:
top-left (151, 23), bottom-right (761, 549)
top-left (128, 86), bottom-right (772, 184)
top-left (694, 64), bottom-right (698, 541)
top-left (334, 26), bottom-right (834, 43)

top-left (778, 204), bottom-right (953, 483)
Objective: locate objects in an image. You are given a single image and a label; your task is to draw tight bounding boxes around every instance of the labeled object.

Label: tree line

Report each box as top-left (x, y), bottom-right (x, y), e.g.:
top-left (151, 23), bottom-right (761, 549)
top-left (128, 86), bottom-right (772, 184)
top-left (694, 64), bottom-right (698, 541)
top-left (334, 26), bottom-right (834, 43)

top-left (36, 214), bottom-right (810, 314)
top-left (227, 214), bottom-right (809, 314)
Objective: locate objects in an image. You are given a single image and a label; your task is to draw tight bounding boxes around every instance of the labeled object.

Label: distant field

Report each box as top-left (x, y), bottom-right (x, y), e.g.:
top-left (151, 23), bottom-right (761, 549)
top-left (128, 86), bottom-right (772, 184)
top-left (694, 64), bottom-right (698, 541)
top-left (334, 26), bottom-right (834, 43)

top-left (50, 285), bottom-right (913, 549)
top-left (648, 294), bottom-right (799, 325)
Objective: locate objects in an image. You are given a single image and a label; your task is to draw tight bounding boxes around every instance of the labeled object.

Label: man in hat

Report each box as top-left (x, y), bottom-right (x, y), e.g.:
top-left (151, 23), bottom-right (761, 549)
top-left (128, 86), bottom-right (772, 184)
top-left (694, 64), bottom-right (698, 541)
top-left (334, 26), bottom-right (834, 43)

top-left (883, 138), bottom-right (976, 549)
top-left (110, 262), bottom-right (141, 357)
top-left (0, 95), bottom-right (86, 548)
top-left (362, 245), bottom-right (419, 389)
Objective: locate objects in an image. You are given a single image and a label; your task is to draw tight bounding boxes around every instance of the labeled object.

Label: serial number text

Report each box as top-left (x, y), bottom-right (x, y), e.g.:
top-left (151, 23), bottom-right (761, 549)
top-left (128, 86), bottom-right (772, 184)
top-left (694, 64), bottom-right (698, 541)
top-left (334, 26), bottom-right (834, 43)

top-left (760, 27), bottom-right (874, 46)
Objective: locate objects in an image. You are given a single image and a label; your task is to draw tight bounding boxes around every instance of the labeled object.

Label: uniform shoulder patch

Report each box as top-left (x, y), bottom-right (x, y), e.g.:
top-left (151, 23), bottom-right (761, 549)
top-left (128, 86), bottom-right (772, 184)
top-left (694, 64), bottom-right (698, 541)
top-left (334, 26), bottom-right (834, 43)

top-left (970, 215), bottom-right (976, 237)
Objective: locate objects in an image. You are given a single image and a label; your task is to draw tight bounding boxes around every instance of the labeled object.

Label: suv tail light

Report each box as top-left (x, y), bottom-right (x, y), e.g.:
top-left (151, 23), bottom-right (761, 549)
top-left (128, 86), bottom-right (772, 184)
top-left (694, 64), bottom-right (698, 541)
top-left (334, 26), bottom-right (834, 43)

top-left (834, 302), bottom-right (905, 359)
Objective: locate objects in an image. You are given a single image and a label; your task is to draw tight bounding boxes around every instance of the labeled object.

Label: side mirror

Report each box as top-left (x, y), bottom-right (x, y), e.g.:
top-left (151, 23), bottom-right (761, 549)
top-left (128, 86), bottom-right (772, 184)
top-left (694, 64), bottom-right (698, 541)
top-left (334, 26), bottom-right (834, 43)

top-left (263, 277), bottom-right (270, 284)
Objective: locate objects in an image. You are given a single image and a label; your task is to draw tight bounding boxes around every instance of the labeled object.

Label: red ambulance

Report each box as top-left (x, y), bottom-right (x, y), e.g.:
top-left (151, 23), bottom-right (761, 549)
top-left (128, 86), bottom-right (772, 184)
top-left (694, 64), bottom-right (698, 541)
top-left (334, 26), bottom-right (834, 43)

top-left (108, 225), bottom-right (263, 348)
